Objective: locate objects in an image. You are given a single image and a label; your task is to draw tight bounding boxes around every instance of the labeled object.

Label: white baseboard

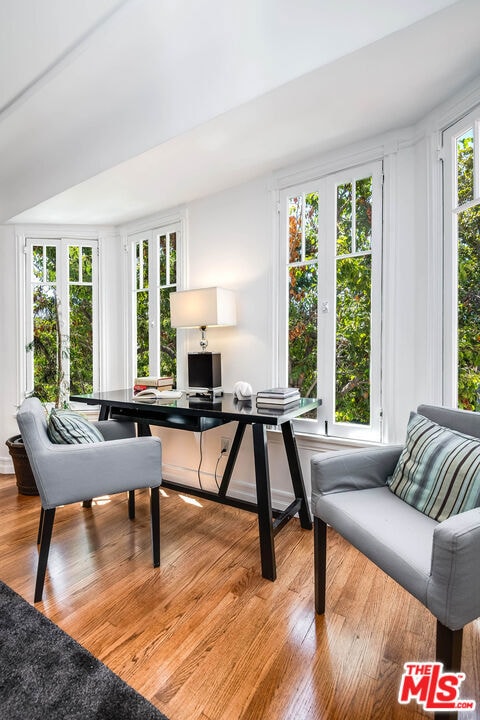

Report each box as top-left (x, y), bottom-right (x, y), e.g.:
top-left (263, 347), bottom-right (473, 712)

top-left (0, 457), bottom-right (14, 474)
top-left (161, 462), bottom-right (296, 510)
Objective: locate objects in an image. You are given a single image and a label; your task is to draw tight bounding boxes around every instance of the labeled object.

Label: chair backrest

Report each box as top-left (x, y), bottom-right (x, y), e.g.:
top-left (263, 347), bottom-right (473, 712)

top-left (16, 398), bottom-right (57, 506)
top-left (417, 404), bottom-right (480, 440)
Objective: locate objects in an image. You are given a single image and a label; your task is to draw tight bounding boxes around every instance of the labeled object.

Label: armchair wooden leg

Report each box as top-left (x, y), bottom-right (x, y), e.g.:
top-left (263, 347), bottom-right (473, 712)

top-left (436, 620), bottom-right (463, 672)
top-left (128, 490), bottom-right (135, 520)
top-left (150, 486), bottom-right (160, 567)
top-left (434, 621), bottom-right (463, 720)
top-left (436, 620), bottom-right (462, 670)
top-left (34, 508), bottom-right (56, 603)
top-left (37, 506), bottom-right (45, 545)
top-left (314, 516), bottom-right (327, 614)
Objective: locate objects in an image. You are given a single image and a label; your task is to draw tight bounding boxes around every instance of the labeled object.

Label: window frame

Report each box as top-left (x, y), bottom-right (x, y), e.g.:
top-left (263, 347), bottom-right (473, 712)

top-left (278, 160), bottom-right (383, 441)
top-left (442, 106), bottom-right (480, 409)
top-left (127, 221), bottom-right (182, 382)
top-left (24, 236), bottom-right (99, 401)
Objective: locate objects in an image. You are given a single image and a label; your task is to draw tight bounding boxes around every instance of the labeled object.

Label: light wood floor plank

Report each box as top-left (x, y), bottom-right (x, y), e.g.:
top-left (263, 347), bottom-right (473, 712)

top-left (0, 474), bottom-right (478, 719)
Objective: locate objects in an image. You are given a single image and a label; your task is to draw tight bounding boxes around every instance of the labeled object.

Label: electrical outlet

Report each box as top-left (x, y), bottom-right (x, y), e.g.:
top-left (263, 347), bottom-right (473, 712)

top-left (220, 437), bottom-right (230, 454)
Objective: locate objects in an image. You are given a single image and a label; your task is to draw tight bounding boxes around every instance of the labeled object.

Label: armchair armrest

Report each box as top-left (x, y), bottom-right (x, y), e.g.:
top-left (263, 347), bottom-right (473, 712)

top-left (311, 445), bottom-right (403, 501)
top-left (428, 507), bottom-right (480, 630)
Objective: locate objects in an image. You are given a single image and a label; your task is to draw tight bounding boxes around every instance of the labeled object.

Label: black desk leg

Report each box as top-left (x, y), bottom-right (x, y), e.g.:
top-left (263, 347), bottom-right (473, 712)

top-left (98, 405), bottom-right (110, 421)
top-left (252, 423), bottom-right (276, 581)
top-left (137, 422), bottom-right (152, 437)
top-left (218, 422), bottom-right (245, 497)
top-left (281, 421), bottom-right (312, 529)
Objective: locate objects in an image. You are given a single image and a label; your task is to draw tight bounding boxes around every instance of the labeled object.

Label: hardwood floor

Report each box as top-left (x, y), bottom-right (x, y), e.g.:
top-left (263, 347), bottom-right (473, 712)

top-left (1, 474), bottom-right (478, 719)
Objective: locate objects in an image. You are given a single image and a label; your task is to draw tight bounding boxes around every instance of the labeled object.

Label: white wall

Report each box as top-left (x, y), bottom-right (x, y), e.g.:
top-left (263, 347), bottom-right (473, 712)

top-left (186, 175), bottom-right (275, 393)
top-left (0, 226), bottom-right (22, 472)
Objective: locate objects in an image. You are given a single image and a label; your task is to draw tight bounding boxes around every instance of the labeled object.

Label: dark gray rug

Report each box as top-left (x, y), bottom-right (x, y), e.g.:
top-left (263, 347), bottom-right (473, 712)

top-left (0, 579), bottom-right (169, 720)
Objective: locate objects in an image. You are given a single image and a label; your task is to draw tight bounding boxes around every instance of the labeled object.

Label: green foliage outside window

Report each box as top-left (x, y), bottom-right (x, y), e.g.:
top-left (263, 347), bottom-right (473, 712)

top-left (29, 287), bottom-right (67, 407)
top-left (288, 193), bottom-right (318, 398)
top-left (335, 178), bottom-right (372, 425)
top-left (29, 244), bottom-right (94, 407)
top-left (457, 134), bottom-right (480, 410)
top-left (160, 286), bottom-right (176, 378)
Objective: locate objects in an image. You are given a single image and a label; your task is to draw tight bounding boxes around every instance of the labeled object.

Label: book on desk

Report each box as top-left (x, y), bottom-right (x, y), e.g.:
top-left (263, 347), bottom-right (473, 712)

top-left (256, 387), bottom-right (301, 409)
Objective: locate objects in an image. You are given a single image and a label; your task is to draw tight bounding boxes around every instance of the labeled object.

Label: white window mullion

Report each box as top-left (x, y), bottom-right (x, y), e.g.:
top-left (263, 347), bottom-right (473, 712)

top-left (318, 178), bottom-right (335, 435)
top-left (149, 232), bottom-right (160, 376)
top-left (475, 119), bottom-right (480, 200)
top-left (58, 242), bottom-right (70, 397)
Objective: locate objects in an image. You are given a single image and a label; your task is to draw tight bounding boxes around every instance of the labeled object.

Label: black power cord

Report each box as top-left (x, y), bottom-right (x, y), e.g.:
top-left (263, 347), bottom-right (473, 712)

top-left (197, 436), bottom-right (229, 490)
top-left (214, 447), bottom-right (228, 490)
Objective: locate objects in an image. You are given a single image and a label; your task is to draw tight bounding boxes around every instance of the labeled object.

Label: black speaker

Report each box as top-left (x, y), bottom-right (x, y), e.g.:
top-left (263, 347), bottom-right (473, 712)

top-left (188, 352), bottom-right (222, 390)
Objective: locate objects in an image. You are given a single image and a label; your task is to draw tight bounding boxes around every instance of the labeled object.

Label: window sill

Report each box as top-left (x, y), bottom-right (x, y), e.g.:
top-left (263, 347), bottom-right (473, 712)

top-left (267, 426), bottom-right (383, 452)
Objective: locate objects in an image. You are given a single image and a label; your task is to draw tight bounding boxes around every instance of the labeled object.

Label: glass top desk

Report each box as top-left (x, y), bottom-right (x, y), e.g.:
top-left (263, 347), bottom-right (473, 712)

top-left (70, 389), bottom-right (319, 582)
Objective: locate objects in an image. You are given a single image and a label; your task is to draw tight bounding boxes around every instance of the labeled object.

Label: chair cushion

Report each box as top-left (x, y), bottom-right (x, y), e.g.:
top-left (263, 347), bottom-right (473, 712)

top-left (314, 486), bottom-right (436, 606)
top-left (47, 408), bottom-right (105, 444)
top-left (388, 411), bottom-right (480, 522)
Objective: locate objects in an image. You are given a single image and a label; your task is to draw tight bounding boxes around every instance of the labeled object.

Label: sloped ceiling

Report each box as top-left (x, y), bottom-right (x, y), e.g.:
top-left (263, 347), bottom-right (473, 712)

top-left (1, 0), bottom-right (478, 226)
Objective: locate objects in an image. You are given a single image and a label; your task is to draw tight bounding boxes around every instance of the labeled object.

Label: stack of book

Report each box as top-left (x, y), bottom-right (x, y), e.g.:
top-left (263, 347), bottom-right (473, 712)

top-left (133, 376), bottom-right (174, 394)
top-left (256, 387), bottom-right (301, 409)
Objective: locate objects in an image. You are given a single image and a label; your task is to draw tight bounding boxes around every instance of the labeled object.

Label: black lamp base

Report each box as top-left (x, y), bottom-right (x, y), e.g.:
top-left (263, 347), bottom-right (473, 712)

top-left (187, 352), bottom-right (222, 398)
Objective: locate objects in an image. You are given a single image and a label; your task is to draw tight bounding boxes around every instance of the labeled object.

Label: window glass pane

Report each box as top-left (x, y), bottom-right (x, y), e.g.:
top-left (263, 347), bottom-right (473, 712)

top-left (158, 232), bottom-right (177, 379)
top-left (159, 235), bottom-right (167, 286)
top-left (136, 290), bottom-right (149, 376)
top-left (31, 285), bottom-right (59, 404)
top-left (69, 285), bottom-right (93, 395)
top-left (46, 246), bottom-right (56, 282)
top-left (82, 247), bottom-right (92, 283)
top-left (289, 196), bottom-right (303, 263)
top-left (304, 193), bottom-right (318, 260)
top-left (135, 243), bottom-right (141, 290)
top-left (135, 241), bottom-right (149, 290)
top-left (160, 286), bottom-right (176, 378)
top-left (457, 204), bottom-right (480, 410)
top-left (457, 129), bottom-right (474, 206)
top-left (355, 177), bottom-right (372, 252)
top-left (335, 255), bottom-right (371, 425)
top-left (69, 246), bottom-right (79, 282)
top-left (288, 263), bottom-right (317, 396)
top-left (32, 246), bottom-right (44, 281)
top-left (142, 239), bottom-right (149, 288)
top-left (169, 232), bottom-right (177, 283)
top-left (336, 183), bottom-right (352, 255)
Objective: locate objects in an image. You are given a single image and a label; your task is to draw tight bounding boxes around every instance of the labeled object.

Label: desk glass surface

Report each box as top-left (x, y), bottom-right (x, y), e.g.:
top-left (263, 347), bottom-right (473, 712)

top-left (70, 390), bottom-right (318, 427)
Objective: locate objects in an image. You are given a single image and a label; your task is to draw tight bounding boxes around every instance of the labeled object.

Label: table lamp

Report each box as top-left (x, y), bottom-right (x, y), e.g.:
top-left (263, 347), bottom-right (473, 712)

top-left (170, 287), bottom-right (236, 398)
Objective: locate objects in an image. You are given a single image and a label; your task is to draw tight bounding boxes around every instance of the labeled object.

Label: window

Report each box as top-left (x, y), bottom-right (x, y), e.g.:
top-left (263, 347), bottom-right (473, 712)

top-left (443, 108), bottom-right (480, 410)
top-left (279, 161), bottom-right (383, 440)
top-left (130, 223), bottom-right (179, 380)
top-left (25, 238), bottom-right (98, 406)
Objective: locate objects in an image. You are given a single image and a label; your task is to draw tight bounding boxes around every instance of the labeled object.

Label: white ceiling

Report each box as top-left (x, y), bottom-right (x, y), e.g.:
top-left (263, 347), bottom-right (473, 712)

top-left (2, 0), bottom-right (478, 226)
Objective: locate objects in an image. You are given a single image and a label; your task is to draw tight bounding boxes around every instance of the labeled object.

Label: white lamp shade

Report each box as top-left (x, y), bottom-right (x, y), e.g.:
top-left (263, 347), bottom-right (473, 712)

top-left (170, 287), bottom-right (236, 328)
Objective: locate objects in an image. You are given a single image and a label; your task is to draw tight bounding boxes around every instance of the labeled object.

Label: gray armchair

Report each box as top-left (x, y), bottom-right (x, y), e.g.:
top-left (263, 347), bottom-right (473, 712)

top-left (311, 404), bottom-right (480, 718)
top-left (16, 397), bottom-right (162, 603)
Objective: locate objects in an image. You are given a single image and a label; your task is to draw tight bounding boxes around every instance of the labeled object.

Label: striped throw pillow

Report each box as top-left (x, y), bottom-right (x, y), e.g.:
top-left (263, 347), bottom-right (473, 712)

top-left (47, 408), bottom-right (105, 444)
top-left (388, 411), bottom-right (480, 522)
